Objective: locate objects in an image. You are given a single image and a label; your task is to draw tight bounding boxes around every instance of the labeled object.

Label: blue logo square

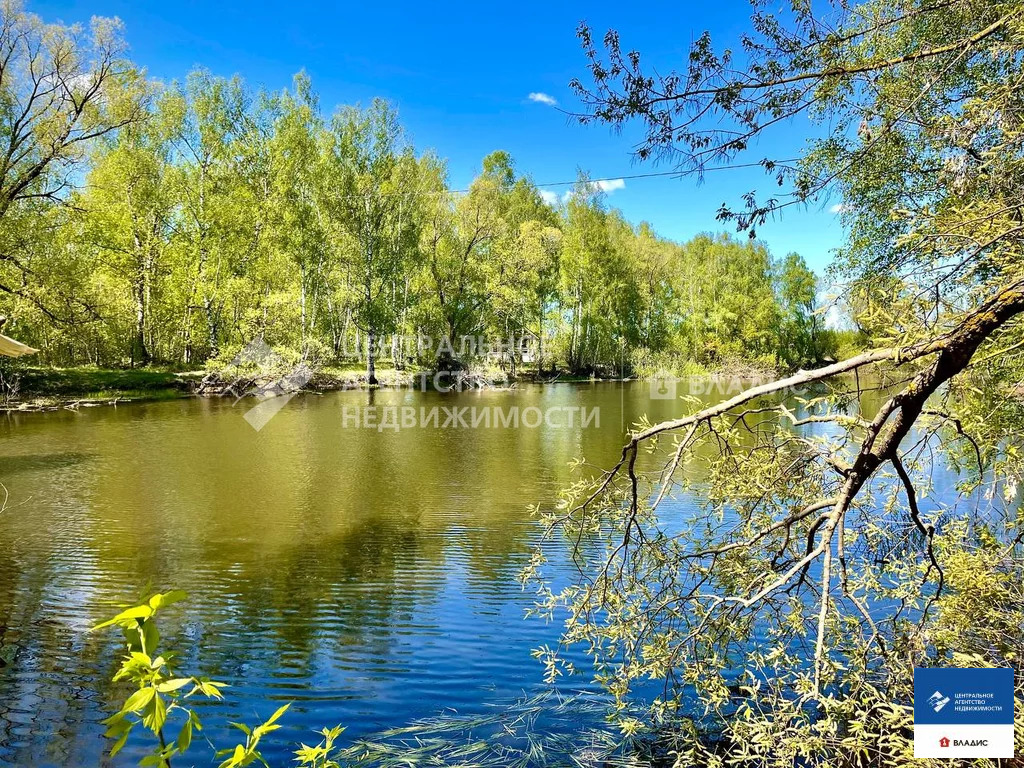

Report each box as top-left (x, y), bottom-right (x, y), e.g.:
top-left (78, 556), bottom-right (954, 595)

top-left (914, 667), bottom-right (1014, 725)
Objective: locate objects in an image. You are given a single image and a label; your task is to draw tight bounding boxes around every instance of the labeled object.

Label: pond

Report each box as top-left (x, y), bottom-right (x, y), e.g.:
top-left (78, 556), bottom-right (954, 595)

top-left (0, 381), bottom-right (959, 766)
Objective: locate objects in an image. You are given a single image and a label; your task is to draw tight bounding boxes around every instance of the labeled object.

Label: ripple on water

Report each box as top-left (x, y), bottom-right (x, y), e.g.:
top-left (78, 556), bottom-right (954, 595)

top-left (0, 385), bottom-right (689, 766)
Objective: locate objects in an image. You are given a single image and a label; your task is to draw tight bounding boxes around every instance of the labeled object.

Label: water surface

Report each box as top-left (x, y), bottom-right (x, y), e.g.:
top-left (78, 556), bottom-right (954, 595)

top-left (0, 381), bottom-right (974, 766)
top-left (0, 383), bottom-right (707, 766)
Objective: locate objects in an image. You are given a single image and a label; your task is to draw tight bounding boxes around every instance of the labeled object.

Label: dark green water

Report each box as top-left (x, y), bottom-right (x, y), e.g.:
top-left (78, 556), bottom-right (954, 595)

top-left (0, 382), bottom-right (720, 767)
top-left (0, 380), bottom-right (973, 766)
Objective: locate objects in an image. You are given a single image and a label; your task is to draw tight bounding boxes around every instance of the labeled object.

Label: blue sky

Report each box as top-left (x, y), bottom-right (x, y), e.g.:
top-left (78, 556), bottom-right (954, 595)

top-left (36, 0), bottom-right (846, 274)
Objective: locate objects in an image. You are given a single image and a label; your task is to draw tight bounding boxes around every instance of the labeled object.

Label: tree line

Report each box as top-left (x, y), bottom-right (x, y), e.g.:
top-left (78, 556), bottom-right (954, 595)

top-left (0, 6), bottom-right (834, 380)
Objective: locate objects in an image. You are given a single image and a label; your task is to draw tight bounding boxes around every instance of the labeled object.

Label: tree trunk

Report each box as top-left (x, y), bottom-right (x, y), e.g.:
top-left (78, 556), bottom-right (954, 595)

top-left (204, 297), bottom-right (218, 360)
top-left (537, 297), bottom-right (545, 377)
top-left (131, 282), bottom-right (150, 367)
top-left (300, 262), bottom-right (307, 342)
top-left (182, 306), bottom-right (193, 366)
top-left (366, 328), bottom-right (378, 385)
top-left (130, 230), bottom-right (151, 367)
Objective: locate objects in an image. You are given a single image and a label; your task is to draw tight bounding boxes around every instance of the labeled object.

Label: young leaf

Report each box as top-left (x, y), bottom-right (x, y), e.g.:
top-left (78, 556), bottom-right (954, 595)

top-left (122, 687), bottom-right (156, 713)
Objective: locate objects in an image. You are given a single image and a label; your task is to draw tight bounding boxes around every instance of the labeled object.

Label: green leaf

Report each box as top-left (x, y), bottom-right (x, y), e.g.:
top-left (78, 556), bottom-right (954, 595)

top-left (157, 678), bottom-right (192, 693)
top-left (265, 702), bottom-right (290, 726)
top-left (218, 743), bottom-right (247, 768)
top-left (148, 590), bottom-right (187, 612)
top-left (176, 718), bottom-right (193, 753)
top-left (141, 618), bottom-right (160, 655)
top-left (122, 686), bottom-right (156, 713)
top-left (195, 679), bottom-right (228, 699)
top-left (109, 722), bottom-right (133, 757)
top-left (253, 723), bottom-right (281, 739)
top-left (102, 710), bottom-right (127, 728)
top-left (142, 693), bottom-right (167, 734)
top-left (92, 604), bottom-right (152, 631)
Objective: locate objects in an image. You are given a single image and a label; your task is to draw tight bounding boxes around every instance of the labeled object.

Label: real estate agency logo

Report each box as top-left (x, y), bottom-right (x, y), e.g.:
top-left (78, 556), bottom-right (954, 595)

top-left (929, 690), bottom-right (950, 712)
top-left (913, 667), bottom-right (1014, 759)
top-left (939, 736), bottom-right (991, 749)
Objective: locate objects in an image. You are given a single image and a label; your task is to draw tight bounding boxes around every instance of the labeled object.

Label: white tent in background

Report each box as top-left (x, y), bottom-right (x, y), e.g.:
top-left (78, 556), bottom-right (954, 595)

top-left (0, 317), bottom-right (37, 357)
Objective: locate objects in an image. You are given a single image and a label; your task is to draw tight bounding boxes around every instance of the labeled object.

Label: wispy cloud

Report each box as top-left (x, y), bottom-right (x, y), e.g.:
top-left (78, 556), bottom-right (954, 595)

top-left (528, 92), bottom-right (557, 107)
top-left (829, 203), bottom-right (847, 214)
top-left (538, 179), bottom-right (628, 207)
top-left (596, 178), bottom-right (625, 193)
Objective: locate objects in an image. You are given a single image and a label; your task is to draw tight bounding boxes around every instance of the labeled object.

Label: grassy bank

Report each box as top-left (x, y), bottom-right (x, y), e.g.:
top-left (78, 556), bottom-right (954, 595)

top-left (0, 365), bottom-right (203, 410)
top-left (0, 364), bottom-right (478, 409)
top-left (0, 358), bottom-right (789, 412)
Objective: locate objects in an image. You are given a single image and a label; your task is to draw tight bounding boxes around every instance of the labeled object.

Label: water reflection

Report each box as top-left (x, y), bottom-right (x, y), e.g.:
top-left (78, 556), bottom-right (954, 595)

top-left (0, 381), bottom-right (917, 766)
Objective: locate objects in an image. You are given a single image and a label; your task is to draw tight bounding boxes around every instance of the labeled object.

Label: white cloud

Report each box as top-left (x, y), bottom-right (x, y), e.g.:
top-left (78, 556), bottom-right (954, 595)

top-left (538, 179), bottom-right (627, 207)
top-left (829, 203), bottom-right (847, 214)
top-left (528, 92), bottom-right (558, 107)
top-left (596, 178), bottom-right (625, 193)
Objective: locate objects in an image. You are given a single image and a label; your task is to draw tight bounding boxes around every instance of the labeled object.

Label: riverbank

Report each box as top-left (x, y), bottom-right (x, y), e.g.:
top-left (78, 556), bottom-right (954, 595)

top-left (0, 366), bottom-right (202, 411)
top-left (0, 364), bottom-right (512, 411)
top-left (0, 360), bottom-right (784, 412)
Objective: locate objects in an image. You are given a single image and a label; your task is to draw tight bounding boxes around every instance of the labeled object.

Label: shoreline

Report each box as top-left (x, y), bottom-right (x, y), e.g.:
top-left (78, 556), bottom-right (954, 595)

top-left (0, 363), bottom-right (785, 413)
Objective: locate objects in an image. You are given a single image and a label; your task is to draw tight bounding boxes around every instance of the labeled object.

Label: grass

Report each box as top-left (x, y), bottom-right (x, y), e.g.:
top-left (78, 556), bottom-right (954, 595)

top-left (0, 365), bottom-right (203, 405)
top-left (0, 357), bottom-right (752, 408)
top-left (331, 689), bottom-right (647, 768)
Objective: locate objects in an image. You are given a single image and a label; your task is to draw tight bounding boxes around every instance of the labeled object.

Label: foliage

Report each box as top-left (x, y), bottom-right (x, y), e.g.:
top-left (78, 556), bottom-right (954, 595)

top-left (92, 592), bottom-right (656, 768)
top-left (94, 591), bottom-right (354, 768)
top-left (520, 0), bottom-right (1024, 766)
top-left (0, 5), bottom-right (830, 375)
top-left (92, 590), bottom-right (228, 766)
top-left (293, 726), bottom-right (345, 768)
top-left (215, 704), bottom-right (291, 768)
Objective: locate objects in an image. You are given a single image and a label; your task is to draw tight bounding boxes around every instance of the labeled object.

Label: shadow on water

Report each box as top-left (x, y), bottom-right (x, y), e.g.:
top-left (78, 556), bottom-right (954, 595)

top-left (0, 452), bottom-right (93, 478)
top-left (0, 380), bottom-right (967, 766)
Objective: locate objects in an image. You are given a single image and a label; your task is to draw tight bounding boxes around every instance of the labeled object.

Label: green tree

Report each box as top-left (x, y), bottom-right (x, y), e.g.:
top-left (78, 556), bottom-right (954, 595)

top-left (478, 152), bottom-right (560, 374)
top-left (78, 85), bottom-right (176, 365)
top-left (168, 70), bottom-right (251, 361)
top-left (416, 150), bottom-right (559, 371)
top-left (416, 154), bottom-right (503, 367)
top-left (559, 177), bottom-right (618, 373)
top-left (530, 2), bottom-right (1024, 765)
top-left (775, 251), bottom-right (821, 366)
top-left (321, 99), bottom-right (418, 384)
top-left (0, 0), bottom-right (144, 326)
top-left (267, 73), bottom-right (328, 349)
top-left (629, 221), bottom-right (675, 353)
top-left (0, 12), bottom-right (836, 378)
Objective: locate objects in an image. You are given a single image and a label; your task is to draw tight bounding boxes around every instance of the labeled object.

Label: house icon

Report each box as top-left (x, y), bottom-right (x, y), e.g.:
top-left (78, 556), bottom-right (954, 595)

top-left (940, 737), bottom-right (950, 748)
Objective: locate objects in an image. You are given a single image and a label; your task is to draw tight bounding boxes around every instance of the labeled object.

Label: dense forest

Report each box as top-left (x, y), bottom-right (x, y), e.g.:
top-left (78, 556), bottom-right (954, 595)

top-left (2, 62), bottom-right (834, 378)
top-left (3, 1), bottom-right (1024, 767)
